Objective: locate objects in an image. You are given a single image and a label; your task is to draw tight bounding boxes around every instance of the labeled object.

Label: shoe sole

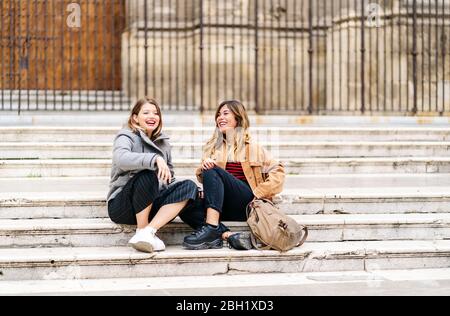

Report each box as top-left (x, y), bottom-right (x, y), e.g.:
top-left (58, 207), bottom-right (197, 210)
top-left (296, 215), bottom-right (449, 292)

top-left (182, 239), bottom-right (223, 250)
top-left (129, 241), bottom-right (154, 253)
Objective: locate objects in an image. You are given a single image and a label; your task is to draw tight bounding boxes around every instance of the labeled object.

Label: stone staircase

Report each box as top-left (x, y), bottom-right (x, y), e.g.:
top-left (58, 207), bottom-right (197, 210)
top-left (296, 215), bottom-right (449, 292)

top-left (0, 113), bottom-right (449, 294)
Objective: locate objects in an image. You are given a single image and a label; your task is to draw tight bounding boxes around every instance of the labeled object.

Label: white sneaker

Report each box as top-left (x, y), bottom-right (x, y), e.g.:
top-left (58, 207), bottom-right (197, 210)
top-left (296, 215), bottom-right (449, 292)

top-left (128, 227), bottom-right (166, 253)
top-left (128, 228), bottom-right (143, 245)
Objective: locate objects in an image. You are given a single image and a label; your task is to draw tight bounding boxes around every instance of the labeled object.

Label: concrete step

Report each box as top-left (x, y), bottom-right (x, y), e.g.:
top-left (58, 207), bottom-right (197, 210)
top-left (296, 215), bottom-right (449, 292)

top-left (1, 141), bottom-right (450, 159)
top-left (2, 268), bottom-right (450, 296)
top-left (1, 174), bottom-right (450, 193)
top-left (1, 187), bottom-right (449, 219)
top-left (1, 240), bottom-right (449, 281)
top-left (2, 158), bottom-right (449, 178)
top-left (2, 127), bottom-right (449, 142)
top-left (1, 214), bottom-right (449, 248)
top-left (2, 113), bottom-right (449, 127)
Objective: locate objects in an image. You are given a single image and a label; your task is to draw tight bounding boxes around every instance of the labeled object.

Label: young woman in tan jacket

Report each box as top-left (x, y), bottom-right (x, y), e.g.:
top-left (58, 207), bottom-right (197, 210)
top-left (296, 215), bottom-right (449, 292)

top-left (183, 100), bottom-right (285, 250)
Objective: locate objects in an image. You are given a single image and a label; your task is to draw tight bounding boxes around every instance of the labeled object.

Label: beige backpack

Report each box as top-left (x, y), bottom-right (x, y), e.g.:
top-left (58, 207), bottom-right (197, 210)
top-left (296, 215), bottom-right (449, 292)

top-left (246, 199), bottom-right (308, 252)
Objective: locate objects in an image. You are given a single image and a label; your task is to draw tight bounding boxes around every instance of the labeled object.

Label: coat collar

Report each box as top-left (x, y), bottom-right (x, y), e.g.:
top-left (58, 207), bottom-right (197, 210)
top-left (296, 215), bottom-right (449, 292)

top-left (138, 130), bottom-right (170, 154)
top-left (138, 130), bottom-right (169, 142)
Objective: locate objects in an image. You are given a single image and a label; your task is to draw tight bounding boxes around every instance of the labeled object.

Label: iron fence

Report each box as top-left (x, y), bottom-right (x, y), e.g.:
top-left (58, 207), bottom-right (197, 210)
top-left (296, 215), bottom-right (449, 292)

top-left (0, 0), bottom-right (449, 115)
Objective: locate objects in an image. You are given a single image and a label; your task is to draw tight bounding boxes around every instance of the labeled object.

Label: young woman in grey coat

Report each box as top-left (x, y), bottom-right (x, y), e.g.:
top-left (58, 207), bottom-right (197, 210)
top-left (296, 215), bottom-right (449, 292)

top-left (107, 97), bottom-right (199, 253)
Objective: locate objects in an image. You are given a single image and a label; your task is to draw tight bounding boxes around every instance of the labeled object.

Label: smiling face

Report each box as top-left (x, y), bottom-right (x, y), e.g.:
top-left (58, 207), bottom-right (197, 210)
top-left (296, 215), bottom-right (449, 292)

top-left (216, 105), bottom-right (238, 134)
top-left (133, 103), bottom-right (161, 135)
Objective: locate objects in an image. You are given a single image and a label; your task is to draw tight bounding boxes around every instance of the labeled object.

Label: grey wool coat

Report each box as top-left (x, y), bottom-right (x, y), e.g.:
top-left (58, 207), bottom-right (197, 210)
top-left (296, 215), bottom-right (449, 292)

top-left (107, 127), bottom-right (175, 202)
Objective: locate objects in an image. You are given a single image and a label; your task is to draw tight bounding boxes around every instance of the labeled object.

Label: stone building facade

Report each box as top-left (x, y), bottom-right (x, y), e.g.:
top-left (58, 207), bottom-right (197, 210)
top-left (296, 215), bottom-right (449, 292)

top-left (122, 0), bottom-right (449, 113)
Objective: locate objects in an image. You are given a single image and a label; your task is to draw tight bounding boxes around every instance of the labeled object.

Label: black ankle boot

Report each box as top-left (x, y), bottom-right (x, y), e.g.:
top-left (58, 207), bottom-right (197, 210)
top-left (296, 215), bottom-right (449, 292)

top-left (183, 224), bottom-right (224, 250)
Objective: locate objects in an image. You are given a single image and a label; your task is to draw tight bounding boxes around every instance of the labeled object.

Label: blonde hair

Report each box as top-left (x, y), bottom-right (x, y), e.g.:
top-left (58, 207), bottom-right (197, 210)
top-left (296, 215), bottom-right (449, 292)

top-left (203, 100), bottom-right (251, 162)
top-left (127, 97), bottom-right (163, 140)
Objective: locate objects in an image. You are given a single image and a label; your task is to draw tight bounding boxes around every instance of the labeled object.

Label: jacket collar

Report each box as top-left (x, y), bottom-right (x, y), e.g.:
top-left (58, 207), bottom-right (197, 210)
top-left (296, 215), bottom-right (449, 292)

top-left (138, 130), bottom-right (170, 153)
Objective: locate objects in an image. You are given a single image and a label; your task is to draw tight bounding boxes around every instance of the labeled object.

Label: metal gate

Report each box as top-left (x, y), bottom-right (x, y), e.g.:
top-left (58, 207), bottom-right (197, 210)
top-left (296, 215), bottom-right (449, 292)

top-left (0, 0), bottom-right (125, 112)
top-left (1, 0), bottom-right (449, 115)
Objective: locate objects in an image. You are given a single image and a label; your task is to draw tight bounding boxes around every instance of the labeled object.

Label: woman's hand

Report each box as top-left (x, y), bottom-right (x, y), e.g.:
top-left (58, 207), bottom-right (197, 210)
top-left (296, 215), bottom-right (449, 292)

top-left (201, 158), bottom-right (217, 170)
top-left (156, 156), bottom-right (172, 184)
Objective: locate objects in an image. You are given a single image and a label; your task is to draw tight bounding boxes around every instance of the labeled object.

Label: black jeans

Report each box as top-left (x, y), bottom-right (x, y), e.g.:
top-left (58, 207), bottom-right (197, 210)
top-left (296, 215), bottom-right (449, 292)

top-left (202, 167), bottom-right (255, 222)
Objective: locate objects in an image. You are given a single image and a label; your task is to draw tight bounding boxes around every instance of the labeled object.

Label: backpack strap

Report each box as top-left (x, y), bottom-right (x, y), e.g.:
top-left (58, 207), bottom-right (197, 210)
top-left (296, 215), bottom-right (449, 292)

top-left (297, 226), bottom-right (309, 247)
top-left (245, 200), bottom-right (255, 219)
top-left (246, 198), bottom-right (274, 218)
top-left (250, 233), bottom-right (272, 251)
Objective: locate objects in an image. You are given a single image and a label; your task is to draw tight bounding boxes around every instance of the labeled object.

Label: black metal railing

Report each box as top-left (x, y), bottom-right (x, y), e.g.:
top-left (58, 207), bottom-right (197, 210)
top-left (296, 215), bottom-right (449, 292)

top-left (0, 0), bottom-right (449, 115)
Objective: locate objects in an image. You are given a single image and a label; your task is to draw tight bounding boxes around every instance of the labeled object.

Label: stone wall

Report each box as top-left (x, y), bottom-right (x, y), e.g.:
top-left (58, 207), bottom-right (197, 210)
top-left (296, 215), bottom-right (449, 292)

top-left (326, 1), bottom-right (450, 114)
top-left (122, 0), bottom-right (450, 113)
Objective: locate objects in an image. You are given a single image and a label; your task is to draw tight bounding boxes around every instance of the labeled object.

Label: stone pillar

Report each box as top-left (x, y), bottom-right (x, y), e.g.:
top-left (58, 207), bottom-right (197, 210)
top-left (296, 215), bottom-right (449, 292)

top-left (326, 0), bottom-right (450, 114)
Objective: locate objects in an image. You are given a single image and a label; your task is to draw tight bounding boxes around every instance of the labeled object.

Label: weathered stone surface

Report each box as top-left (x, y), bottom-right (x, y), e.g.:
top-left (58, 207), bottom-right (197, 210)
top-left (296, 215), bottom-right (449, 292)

top-left (1, 116), bottom-right (449, 286)
top-left (1, 241), bottom-right (449, 281)
top-left (1, 214), bottom-right (450, 248)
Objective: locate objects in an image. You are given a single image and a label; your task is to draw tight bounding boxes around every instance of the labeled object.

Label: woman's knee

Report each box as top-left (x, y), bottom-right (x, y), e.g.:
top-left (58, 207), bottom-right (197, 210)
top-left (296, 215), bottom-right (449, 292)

top-left (183, 179), bottom-right (198, 192)
top-left (177, 180), bottom-right (198, 200)
top-left (202, 167), bottom-right (221, 179)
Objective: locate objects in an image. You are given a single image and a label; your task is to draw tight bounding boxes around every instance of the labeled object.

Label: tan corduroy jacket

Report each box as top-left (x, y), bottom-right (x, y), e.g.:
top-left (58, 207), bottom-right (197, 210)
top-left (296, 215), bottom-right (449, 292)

top-left (196, 138), bottom-right (285, 199)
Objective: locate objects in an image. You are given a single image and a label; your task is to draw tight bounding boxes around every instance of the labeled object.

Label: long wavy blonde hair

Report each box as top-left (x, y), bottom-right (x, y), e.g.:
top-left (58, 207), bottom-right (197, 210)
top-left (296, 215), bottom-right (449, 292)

top-left (203, 100), bottom-right (251, 162)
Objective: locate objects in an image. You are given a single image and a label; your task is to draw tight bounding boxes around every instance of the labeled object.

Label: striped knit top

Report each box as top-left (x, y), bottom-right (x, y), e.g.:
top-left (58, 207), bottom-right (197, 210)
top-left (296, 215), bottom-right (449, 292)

top-left (226, 162), bottom-right (247, 182)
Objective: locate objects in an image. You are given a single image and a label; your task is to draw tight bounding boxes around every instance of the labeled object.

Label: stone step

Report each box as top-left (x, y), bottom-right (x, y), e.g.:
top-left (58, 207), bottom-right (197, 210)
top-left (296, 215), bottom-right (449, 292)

top-left (2, 158), bottom-right (449, 178)
top-left (2, 268), bottom-right (450, 296)
top-left (1, 241), bottom-right (449, 281)
top-left (1, 141), bottom-right (450, 159)
top-left (2, 127), bottom-right (449, 142)
top-left (1, 187), bottom-right (449, 219)
top-left (1, 174), bottom-right (449, 193)
top-left (1, 214), bottom-right (450, 248)
top-left (2, 113), bottom-right (449, 127)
